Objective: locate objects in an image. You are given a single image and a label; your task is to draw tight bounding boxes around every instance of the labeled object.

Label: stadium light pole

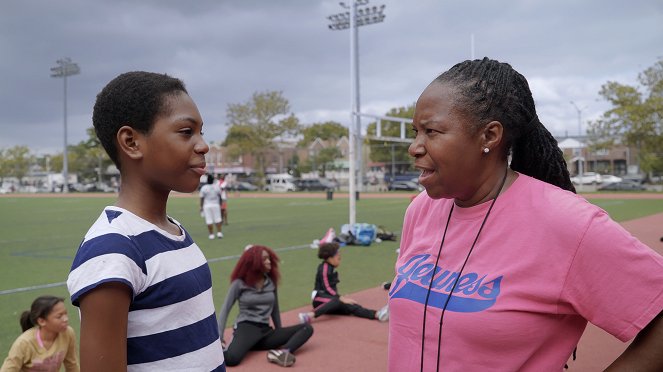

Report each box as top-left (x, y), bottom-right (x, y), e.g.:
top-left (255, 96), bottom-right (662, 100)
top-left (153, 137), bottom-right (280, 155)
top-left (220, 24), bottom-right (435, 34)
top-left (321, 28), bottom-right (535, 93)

top-left (569, 100), bottom-right (587, 137)
top-left (51, 58), bottom-right (80, 193)
top-left (328, 0), bottom-right (386, 225)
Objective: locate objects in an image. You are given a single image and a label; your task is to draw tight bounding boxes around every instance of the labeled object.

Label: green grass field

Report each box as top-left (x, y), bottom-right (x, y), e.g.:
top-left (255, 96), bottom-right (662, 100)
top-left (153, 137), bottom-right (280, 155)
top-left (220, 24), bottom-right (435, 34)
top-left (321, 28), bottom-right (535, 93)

top-left (1, 193), bottom-right (662, 358)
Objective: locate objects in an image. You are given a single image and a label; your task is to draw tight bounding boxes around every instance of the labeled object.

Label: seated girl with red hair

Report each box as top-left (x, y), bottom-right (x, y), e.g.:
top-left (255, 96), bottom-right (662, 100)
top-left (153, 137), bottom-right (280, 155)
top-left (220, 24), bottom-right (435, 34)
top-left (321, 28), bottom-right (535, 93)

top-left (217, 245), bottom-right (313, 368)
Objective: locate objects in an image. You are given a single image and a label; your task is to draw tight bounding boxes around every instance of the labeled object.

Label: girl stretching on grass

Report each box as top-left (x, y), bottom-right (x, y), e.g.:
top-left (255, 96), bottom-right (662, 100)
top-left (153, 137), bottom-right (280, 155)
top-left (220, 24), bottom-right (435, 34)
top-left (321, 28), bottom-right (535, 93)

top-left (299, 242), bottom-right (389, 324)
top-left (218, 245), bottom-right (313, 367)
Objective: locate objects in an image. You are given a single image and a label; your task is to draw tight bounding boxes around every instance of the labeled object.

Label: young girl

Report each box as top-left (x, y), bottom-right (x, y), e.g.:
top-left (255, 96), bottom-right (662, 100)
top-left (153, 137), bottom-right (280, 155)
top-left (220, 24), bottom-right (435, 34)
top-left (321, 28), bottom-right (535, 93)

top-left (217, 245), bottom-right (313, 367)
top-left (1, 295), bottom-right (79, 371)
top-left (299, 242), bottom-right (388, 324)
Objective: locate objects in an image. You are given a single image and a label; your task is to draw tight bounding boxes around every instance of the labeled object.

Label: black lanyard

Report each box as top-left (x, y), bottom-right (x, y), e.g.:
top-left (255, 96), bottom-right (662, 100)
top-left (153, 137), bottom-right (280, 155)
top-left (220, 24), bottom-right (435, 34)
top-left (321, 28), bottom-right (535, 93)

top-left (420, 167), bottom-right (509, 372)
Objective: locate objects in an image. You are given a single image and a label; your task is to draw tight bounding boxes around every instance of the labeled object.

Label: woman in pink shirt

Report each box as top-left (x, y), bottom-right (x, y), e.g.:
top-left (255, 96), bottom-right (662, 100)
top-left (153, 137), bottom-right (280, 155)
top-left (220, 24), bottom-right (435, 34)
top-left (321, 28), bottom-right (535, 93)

top-left (387, 57), bottom-right (663, 371)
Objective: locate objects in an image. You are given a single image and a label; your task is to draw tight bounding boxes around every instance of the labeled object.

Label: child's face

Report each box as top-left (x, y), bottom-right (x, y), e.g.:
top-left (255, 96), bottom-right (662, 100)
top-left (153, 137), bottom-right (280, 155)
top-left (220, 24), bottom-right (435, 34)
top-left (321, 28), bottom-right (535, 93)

top-left (38, 301), bottom-right (69, 333)
top-left (327, 251), bottom-right (342, 267)
top-left (139, 92), bottom-right (209, 193)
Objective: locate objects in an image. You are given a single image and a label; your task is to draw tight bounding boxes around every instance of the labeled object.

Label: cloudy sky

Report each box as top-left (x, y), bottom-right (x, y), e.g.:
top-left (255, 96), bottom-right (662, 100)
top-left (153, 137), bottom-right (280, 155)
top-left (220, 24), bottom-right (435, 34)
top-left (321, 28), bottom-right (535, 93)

top-left (1, 0), bottom-right (661, 155)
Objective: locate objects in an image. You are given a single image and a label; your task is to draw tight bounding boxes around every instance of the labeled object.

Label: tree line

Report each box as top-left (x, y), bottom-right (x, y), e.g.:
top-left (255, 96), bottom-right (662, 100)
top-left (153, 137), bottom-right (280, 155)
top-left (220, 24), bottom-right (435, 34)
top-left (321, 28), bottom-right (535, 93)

top-left (2, 58), bottom-right (662, 186)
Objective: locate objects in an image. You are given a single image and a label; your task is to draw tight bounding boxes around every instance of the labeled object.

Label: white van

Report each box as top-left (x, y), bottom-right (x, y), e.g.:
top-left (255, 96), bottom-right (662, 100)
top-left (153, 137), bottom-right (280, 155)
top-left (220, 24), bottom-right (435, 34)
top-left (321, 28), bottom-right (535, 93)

top-left (265, 173), bottom-right (297, 192)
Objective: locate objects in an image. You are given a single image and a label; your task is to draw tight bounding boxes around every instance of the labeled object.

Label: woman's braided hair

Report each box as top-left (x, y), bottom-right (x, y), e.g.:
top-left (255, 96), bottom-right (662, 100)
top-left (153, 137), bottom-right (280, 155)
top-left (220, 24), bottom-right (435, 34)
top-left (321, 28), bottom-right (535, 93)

top-left (434, 57), bottom-right (575, 193)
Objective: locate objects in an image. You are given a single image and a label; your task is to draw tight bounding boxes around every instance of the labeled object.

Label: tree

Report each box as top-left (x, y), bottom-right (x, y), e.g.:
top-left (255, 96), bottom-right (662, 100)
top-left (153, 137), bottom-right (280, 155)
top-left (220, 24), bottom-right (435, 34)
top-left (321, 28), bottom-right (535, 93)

top-left (588, 59), bottom-right (663, 176)
top-left (298, 121), bottom-right (348, 146)
top-left (0, 148), bottom-right (8, 183)
top-left (315, 147), bottom-right (343, 177)
top-left (298, 121), bottom-right (348, 177)
top-left (223, 91), bottom-right (300, 180)
top-left (3, 146), bottom-right (33, 184)
top-left (365, 105), bottom-right (416, 174)
top-left (50, 128), bottom-right (112, 184)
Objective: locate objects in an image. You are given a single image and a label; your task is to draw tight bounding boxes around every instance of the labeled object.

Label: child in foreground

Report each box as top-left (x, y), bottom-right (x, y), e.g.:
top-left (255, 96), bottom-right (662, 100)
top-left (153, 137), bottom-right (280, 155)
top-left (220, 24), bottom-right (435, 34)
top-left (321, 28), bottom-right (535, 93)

top-left (299, 242), bottom-right (389, 324)
top-left (66, 71), bottom-right (225, 371)
top-left (1, 295), bottom-right (79, 371)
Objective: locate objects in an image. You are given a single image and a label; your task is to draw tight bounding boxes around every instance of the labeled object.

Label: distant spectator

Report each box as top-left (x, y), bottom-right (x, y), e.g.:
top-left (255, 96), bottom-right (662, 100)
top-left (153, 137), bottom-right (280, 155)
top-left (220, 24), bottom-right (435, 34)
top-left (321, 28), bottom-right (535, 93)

top-left (218, 174), bottom-right (229, 225)
top-left (200, 173), bottom-right (223, 239)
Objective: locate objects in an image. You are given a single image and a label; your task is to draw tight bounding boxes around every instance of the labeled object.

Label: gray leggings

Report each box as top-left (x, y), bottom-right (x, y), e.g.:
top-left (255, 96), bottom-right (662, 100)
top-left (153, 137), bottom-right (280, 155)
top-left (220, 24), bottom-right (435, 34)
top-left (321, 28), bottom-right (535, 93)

top-left (224, 321), bottom-right (313, 366)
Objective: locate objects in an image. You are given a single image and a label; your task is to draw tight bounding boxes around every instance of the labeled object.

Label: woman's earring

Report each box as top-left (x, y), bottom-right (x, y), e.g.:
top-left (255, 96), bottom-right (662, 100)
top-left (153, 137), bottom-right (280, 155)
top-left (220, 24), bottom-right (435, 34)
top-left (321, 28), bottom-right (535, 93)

top-left (483, 147), bottom-right (490, 154)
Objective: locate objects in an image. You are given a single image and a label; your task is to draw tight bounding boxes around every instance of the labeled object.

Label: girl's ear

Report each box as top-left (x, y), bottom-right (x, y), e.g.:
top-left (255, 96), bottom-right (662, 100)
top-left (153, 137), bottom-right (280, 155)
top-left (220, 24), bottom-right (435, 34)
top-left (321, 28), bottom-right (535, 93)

top-left (116, 126), bottom-right (144, 161)
top-left (481, 120), bottom-right (504, 153)
top-left (36, 317), bottom-right (47, 327)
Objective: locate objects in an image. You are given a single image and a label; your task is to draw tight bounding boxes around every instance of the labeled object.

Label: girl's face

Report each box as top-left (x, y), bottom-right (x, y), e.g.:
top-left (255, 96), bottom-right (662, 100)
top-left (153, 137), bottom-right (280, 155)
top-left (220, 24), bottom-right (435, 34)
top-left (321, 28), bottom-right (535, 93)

top-left (137, 92), bottom-right (209, 194)
top-left (38, 301), bottom-right (69, 333)
top-left (262, 249), bottom-right (272, 273)
top-left (327, 251), bottom-right (342, 267)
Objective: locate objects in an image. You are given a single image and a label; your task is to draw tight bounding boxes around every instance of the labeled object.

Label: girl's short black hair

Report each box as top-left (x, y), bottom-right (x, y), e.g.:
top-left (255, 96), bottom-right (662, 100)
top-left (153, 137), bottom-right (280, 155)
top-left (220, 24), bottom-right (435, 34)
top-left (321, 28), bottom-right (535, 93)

top-left (92, 71), bottom-right (188, 169)
top-left (318, 242), bottom-right (340, 260)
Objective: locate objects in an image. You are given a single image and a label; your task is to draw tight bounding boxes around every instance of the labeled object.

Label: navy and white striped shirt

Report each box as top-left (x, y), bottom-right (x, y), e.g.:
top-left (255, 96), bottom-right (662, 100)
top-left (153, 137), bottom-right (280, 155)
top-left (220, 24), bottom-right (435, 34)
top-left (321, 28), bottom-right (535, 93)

top-left (67, 206), bottom-right (225, 371)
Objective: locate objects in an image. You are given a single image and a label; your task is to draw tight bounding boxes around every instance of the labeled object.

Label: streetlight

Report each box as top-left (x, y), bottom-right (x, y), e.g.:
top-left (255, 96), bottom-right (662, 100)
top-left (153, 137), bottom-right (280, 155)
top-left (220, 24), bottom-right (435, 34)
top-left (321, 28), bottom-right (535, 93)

top-left (569, 101), bottom-right (587, 137)
top-left (328, 0), bottom-right (386, 225)
top-left (50, 58), bottom-right (80, 193)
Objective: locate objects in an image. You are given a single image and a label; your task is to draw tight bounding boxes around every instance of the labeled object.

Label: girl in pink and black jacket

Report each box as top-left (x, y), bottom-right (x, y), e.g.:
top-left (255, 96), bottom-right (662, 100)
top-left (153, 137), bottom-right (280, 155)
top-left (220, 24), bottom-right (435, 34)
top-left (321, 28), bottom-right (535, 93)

top-left (298, 242), bottom-right (388, 324)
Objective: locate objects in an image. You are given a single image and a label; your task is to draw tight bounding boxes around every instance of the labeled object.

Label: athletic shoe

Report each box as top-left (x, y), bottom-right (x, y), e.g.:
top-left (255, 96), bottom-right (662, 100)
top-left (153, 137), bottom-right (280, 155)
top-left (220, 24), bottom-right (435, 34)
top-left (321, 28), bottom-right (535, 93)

top-left (208, 234), bottom-right (215, 240)
top-left (298, 312), bottom-right (311, 324)
top-left (216, 232), bottom-right (224, 238)
top-left (267, 349), bottom-right (296, 367)
top-left (377, 305), bottom-right (389, 322)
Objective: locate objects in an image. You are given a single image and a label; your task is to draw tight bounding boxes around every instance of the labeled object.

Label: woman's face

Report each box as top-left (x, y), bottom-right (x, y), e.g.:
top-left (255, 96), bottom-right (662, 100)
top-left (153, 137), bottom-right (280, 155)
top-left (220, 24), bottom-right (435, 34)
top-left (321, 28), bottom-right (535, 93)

top-left (262, 249), bottom-right (272, 273)
top-left (38, 301), bottom-right (69, 333)
top-left (409, 82), bottom-right (485, 201)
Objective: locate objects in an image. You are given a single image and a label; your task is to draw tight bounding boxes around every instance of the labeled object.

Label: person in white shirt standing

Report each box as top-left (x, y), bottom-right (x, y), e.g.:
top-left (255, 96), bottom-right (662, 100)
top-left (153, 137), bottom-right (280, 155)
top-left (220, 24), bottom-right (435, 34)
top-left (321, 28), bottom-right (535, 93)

top-left (218, 174), bottom-right (229, 225)
top-left (200, 174), bottom-right (223, 239)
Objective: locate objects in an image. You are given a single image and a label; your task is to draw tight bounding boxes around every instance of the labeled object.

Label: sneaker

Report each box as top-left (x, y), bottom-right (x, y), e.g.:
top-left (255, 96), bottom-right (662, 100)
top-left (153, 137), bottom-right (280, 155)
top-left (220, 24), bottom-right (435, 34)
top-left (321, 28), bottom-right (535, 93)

top-left (267, 349), bottom-right (296, 367)
top-left (376, 305), bottom-right (389, 322)
top-left (298, 312), bottom-right (311, 324)
top-left (216, 232), bottom-right (224, 238)
top-left (208, 234), bottom-right (215, 240)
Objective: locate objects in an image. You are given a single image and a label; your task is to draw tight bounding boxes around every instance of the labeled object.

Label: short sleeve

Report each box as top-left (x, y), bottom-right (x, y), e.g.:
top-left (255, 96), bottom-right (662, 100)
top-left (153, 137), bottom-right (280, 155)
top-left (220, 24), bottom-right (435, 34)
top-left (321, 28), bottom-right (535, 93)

top-left (67, 233), bottom-right (146, 306)
top-left (561, 210), bottom-right (663, 341)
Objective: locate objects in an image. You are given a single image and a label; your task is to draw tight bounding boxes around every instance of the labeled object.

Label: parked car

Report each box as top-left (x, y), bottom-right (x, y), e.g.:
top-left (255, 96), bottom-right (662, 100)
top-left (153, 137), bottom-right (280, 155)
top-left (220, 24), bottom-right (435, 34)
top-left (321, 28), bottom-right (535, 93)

top-left (600, 175), bottom-right (623, 184)
top-left (597, 181), bottom-right (646, 191)
top-left (265, 173), bottom-right (297, 192)
top-left (230, 181), bottom-right (259, 191)
top-left (295, 178), bottom-right (335, 191)
top-left (388, 181), bottom-right (422, 191)
top-left (570, 172), bottom-right (603, 185)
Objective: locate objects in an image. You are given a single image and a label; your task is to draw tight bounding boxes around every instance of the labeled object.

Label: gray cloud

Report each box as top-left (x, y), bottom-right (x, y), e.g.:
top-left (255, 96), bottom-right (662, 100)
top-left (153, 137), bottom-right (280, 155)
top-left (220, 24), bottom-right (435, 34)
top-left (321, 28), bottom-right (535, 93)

top-left (1, 0), bottom-right (661, 154)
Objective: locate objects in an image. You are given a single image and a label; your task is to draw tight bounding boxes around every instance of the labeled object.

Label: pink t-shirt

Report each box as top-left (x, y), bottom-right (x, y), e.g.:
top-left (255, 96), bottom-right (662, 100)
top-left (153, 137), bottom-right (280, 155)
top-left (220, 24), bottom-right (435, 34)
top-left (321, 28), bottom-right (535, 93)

top-left (388, 173), bottom-right (663, 371)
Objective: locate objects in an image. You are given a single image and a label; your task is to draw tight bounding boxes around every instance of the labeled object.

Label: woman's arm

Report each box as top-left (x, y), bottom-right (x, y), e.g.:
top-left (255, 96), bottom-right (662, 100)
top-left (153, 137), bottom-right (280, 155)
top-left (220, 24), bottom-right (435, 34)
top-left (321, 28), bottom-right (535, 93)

top-left (271, 288), bottom-right (282, 329)
top-left (78, 282), bottom-right (131, 372)
top-left (217, 280), bottom-right (240, 341)
top-left (606, 311), bottom-right (663, 371)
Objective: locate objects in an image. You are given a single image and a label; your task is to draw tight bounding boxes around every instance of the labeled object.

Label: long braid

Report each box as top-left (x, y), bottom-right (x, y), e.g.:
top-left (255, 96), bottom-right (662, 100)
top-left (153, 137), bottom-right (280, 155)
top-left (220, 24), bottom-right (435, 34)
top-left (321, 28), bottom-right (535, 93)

top-left (435, 57), bottom-right (576, 193)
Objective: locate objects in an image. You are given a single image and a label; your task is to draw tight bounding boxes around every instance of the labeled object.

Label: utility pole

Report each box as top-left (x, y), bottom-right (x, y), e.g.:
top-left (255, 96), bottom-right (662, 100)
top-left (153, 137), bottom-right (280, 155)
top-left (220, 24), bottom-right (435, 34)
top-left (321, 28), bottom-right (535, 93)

top-left (569, 101), bottom-right (587, 137)
top-left (51, 58), bottom-right (80, 193)
top-left (327, 0), bottom-right (386, 225)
